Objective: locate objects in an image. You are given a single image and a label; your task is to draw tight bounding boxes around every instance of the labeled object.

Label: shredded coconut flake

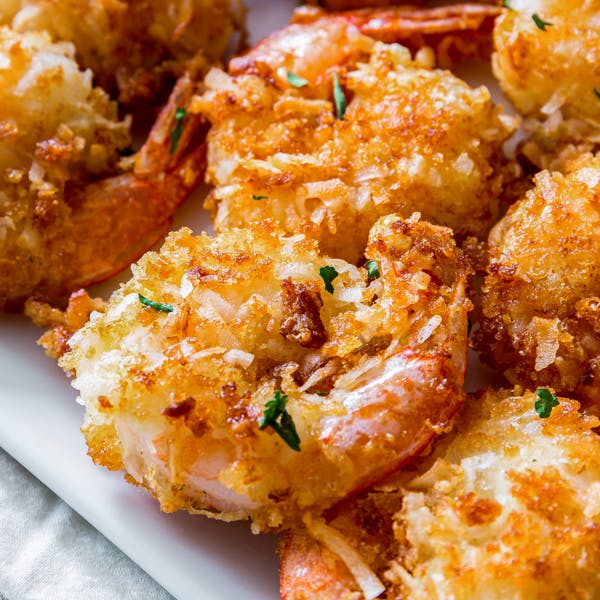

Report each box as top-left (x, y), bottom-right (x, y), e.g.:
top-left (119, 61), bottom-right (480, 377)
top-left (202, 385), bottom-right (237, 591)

top-left (304, 514), bottom-right (385, 600)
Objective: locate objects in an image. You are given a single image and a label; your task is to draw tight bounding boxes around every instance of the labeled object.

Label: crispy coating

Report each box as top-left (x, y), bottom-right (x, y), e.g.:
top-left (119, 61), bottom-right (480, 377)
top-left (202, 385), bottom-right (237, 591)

top-left (280, 388), bottom-right (600, 599)
top-left (493, 0), bottom-right (600, 169)
top-left (0, 29), bottom-right (208, 311)
top-left (60, 215), bottom-right (470, 532)
top-left (1, 0), bottom-right (245, 104)
top-left (195, 28), bottom-right (516, 264)
top-left (476, 153), bottom-right (600, 408)
top-left (0, 27), bottom-right (130, 310)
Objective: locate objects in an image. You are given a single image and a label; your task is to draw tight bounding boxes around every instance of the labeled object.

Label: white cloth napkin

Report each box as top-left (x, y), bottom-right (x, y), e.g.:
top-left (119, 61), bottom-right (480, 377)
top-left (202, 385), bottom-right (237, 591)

top-left (0, 449), bottom-right (172, 600)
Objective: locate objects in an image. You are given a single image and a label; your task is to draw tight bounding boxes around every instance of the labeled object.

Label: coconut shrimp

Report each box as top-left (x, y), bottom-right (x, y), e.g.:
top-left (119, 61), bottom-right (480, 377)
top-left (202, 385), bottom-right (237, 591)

top-left (493, 0), bottom-right (600, 170)
top-left (193, 6), bottom-right (516, 264)
top-left (0, 28), bottom-right (206, 311)
top-left (280, 388), bottom-right (600, 600)
top-left (1, 0), bottom-right (245, 106)
top-left (59, 214), bottom-right (470, 532)
top-left (475, 153), bottom-right (600, 409)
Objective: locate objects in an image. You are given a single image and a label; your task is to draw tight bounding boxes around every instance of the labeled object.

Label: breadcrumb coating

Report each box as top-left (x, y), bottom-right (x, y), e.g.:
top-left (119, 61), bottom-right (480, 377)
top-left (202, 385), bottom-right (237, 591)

top-left (280, 388), bottom-right (600, 599)
top-left (196, 35), bottom-right (517, 263)
top-left (493, 0), bottom-right (600, 169)
top-left (0, 27), bottom-right (130, 310)
top-left (477, 153), bottom-right (600, 409)
top-left (60, 215), bottom-right (470, 531)
top-left (1, 0), bottom-right (245, 104)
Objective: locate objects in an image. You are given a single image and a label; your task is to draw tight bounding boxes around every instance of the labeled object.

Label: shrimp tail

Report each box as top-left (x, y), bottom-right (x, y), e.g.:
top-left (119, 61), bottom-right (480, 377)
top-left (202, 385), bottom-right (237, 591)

top-left (294, 4), bottom-right (501, 67)
top-left (69, 73), bottom-right (208, 289)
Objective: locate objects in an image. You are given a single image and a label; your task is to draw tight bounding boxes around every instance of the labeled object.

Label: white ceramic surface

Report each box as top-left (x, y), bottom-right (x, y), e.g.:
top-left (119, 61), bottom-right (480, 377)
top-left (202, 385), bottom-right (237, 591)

top-left (0, 3), bottom-right (507, 599)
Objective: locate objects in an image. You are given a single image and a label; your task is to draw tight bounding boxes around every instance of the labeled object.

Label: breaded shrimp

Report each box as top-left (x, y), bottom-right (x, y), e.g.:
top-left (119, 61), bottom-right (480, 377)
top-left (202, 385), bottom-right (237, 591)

top-left (1, 0), bottom-right (245, 105)
top-left (476, 153), bottom-right (600, 409)
top-left (280, 388), bottom-right (600, 599)
top-left (493, 0), bottom-right (600, 169)
top-left (194, 10), bottom-right (517, 263)
top-left (59, 214), bottom-right (470, 532)
top-left (0, 27), bottom-right (206, 311)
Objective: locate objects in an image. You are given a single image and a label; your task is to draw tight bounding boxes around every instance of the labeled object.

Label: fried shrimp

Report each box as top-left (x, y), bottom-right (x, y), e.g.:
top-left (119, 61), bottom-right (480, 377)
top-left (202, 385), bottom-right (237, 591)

top-left (279, 388), bottom-right (600, 599)
top-left (194, 10), bottom-right (516, 263)
top-left (0, 28), bottom-right (206, 311)
top-left (59, 214), bottom-right (470, 532)
top-left (493, 0), bottom-right (600, 170)
top-left (1, 0), bottom-right (245, 105)
top-left (476, 153), bottom-right (600, 408)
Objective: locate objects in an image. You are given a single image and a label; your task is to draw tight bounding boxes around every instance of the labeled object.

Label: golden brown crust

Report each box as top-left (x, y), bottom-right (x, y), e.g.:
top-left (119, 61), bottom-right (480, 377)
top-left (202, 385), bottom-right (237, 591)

top-left (279, 388), bottom-right (600, 599)
top-left (1, 0), bottom-right (244, 106)
top-left (60, 215), bottom-right (470, 531)
top-left (26, 290), bottom-right (105, 359)
top-left (196, 30), bottom-right (516, 264)
top-left (476, 153), bottom-right (600, 409)
top-left (493, 0), bottom-right (600, 170)
top-left (0, 31), bottom-right (207, 311)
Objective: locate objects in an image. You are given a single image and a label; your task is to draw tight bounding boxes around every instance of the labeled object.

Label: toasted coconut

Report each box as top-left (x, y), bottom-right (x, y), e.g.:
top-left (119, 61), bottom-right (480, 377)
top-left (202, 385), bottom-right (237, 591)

top-left (0, 27), bottom-right (130, 310)
top-left (195, 26), bottom-right (517, 263)
top-left (1, 0), bottom-right (245, 105)
top-left (60, 215), bottom-right (470, 532)
top-left (280, 388), bottom-right (600, 598)
top-left (493, 0), bottom-right (600, 169)
top-left (476, 153), bottom-right (600, 410)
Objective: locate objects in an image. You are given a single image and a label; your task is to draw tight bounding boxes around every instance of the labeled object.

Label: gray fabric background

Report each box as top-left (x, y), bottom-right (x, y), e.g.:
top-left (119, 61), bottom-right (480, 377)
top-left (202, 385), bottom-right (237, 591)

top-left (0, 449), bottom-right (173, 600)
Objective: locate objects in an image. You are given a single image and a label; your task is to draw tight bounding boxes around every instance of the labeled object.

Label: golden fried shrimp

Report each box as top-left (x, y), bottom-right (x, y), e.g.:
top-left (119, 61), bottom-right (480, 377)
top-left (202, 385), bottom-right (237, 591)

top-left (59, 214), bottom-right (470, 532)
top-left (291, 4), bottom-right (502, 67)
top-left (0, 28), bottom-right (206, 311)
top-left (1, 0), bottom-right (245, 105)
top-left (194, 13), bottom-right (516, 264)
top-left (476, 153), bottom-right (600, 408)
top-left (280, 388), bottom-right (600, 599)
top-left (493, 0), bottom-right (600, 170)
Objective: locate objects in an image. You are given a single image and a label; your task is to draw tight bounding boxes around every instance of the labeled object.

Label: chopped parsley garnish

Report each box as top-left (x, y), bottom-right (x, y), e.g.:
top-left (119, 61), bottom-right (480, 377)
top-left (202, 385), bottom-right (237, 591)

top-left (534, 387), bottom-right (559, 418)
top-left (503, 0), bottom-right (512, 8)
top-left (252, 194), bottom-right (268, 200)
top-left (287, 71), bottom-right (308, 88)
top-left (138, 294), bottom-right (173, 313)
top-left (364, 260), bottom-right (380, 280)
top-left (169, 107), bottom-right (186, 154)
top-left (333, 72), bottom-right (346, 120)
top-left (532, 13), bottom-right (552, 31)
top-left (319, 265), bottom-right (339, 294)
top-left (259, 391), bottom-right (301, 451)
top-left (314, 391), bottom-right (327, 397)
top-left (594, 88), bottom-right (600, 101)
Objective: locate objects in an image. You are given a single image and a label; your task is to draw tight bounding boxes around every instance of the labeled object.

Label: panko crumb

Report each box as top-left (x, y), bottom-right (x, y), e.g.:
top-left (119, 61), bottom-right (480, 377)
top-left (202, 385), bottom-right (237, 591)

top-left (280, 388), bottom-right (600, 599)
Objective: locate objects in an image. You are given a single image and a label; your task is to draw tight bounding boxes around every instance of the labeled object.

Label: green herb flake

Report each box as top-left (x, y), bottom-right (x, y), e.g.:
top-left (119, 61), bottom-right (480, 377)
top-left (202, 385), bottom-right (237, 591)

top-left (532, 13), bottom-right (552, 31)
top-left (534, 387), bottom-right (559, 419)
top-left (252, 194), bottom-right (269, 200)
top-left (138, 293), bottom-right (174, 313)
top-left (594, 88), bottom-right (600, 101)
top-left (314, 391), bottom-right (327, 397)
top-left (364, 260), bottom-right (380, 280)
top-left (259, 391), bottom-right (301, 451)
top-left (333, 72), bottom-right (347, 120)
top-left (503, 0), bottom-right (512, 8)
top-left (319, 265), bottom-right (339, 294)
top-left (287, 71), bottom-right (308, 88)
top-left (169, 107), bottom-right (186, 154)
